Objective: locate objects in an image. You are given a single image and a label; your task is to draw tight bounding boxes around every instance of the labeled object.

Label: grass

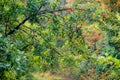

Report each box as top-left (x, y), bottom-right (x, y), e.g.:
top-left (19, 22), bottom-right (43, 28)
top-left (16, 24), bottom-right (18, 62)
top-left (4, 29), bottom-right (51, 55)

top-left (32, 72), bottom-right (65, 80)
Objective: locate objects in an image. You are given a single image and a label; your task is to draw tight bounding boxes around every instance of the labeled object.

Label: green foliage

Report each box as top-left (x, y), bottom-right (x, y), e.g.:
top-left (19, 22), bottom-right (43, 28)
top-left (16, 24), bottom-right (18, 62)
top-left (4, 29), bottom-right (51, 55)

top-left (0, 0), bottom-right (120, 80)
top-left (0, 38), bottom-right (30, 79)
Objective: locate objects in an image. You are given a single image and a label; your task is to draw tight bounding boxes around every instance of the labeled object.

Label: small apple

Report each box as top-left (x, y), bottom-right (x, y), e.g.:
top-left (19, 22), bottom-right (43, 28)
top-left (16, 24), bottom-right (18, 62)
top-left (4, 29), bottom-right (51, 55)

top-left (53, 13), bottom-right (58, 17)
top-left (33, 33), bottom-right (37, 37)
top-left (101, 13), bottom-right (105, 17)
top-left (67, 9), bottom-right (72, 13)
top-left (76, 25), bottom-right (81, 29)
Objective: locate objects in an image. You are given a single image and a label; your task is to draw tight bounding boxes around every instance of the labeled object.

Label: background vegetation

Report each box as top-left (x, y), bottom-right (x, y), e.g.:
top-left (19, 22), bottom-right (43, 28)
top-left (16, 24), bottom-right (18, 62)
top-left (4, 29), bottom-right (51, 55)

top-left (0, 0), bottom-right (120, 80)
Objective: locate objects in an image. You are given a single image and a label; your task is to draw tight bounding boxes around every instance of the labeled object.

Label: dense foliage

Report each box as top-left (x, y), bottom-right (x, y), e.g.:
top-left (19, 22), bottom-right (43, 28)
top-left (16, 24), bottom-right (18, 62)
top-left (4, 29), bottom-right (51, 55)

top-left (0, 0), bottom-right (120, 80)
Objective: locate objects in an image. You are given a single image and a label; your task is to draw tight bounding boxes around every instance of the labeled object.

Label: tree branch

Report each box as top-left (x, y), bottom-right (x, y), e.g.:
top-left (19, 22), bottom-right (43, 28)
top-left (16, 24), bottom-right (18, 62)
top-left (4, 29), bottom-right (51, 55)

top-left (6, 8), bottom-right (72, 37)
top-left (6, 16), bottom-right (30, 36)
top-left (39, 8), bottom-right (71, 14)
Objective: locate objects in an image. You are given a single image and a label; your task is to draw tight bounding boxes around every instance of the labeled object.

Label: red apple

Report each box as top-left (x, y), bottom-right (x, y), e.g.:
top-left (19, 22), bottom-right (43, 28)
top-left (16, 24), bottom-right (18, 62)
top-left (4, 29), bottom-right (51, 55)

top-left (101, 13), bottom-right (105, 17)
top-left (67, 9), bottom-right (72, 13)
top-left (53, 13), bottom-right (58, 17)
top-left (33, 33), bottom-right (37, 37)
